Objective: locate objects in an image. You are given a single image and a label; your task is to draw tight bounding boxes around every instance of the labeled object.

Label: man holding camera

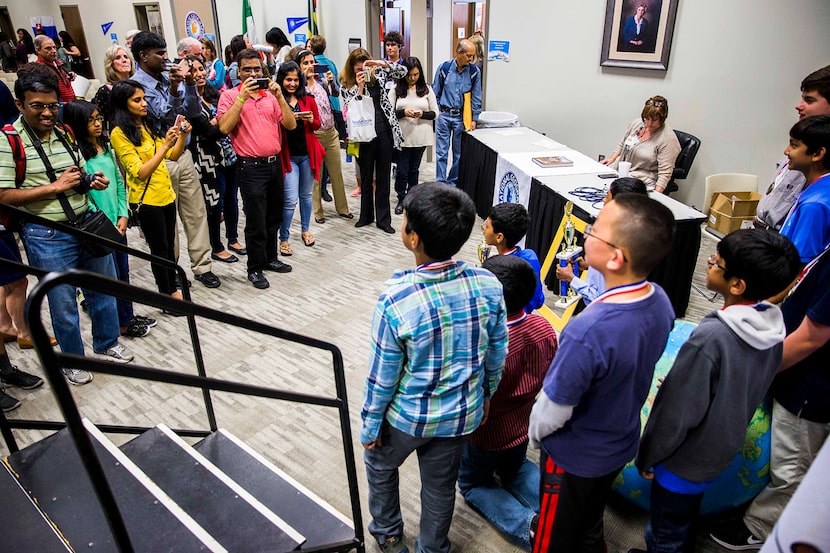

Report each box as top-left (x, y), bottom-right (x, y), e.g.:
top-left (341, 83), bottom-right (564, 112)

top-left (217, 49), bottom-right (296, 290)
top-left (0, 64), bottom-right (133, 385)
top-left (131, 31), bottom-right (221, 289)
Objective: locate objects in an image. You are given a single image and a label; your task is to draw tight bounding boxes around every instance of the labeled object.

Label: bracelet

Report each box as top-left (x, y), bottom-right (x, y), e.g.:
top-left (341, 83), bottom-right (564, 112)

top-left (236, 96), bottom-right (245, 105)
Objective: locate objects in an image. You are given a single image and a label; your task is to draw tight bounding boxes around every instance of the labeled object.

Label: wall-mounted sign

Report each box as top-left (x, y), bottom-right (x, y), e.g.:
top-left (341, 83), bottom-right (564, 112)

top-left (185, 11), bottom-right (205, 38)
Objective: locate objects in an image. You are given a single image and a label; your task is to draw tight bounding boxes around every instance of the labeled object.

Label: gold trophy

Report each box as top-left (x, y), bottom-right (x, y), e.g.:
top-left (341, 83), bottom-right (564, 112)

top-left (477, 238), bottom-right (492, 266)
top-left (555, 202), bottom-right (583, 307)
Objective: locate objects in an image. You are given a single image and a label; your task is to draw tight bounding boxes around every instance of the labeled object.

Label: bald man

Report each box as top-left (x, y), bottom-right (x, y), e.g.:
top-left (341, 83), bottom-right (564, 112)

top-left (433, 39), bottom-right (482, 185)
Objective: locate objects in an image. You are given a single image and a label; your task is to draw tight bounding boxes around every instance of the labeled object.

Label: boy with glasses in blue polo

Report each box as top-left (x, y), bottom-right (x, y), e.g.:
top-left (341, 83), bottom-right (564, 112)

top-left (528, 193), bottom-right (675, 553)
top-left (633, 229), bottom-right (801, 553)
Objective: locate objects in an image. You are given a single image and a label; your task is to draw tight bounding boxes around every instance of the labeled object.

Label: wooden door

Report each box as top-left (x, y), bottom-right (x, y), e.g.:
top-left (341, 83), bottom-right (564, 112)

top-left (59, 5), bottom-right (93, 78)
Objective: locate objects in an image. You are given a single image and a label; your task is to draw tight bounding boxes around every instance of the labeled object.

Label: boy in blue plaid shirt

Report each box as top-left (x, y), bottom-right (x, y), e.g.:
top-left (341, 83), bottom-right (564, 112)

top-left (361, 182), bottom-right (508, 553)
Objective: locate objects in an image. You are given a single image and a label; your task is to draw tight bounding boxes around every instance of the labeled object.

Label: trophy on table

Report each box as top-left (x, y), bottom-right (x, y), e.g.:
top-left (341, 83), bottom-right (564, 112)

top-left (555, 201), bottom-right (582, 308)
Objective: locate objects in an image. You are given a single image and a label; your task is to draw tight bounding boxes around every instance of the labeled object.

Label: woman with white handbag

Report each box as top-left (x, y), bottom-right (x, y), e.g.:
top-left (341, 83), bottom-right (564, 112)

top-left (340, 48), bottom-right (406, 234)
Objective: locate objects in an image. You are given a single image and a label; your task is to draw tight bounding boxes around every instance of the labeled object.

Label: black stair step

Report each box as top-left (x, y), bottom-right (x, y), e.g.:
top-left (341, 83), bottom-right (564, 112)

top-left (0, 460), bottom-right (71, 552)
top-left (6, 420), bottom-right (224, 552)
top-left (194, 430), bottom-right (355, 550)
top-left (120, 424), bottom-right (305, 552)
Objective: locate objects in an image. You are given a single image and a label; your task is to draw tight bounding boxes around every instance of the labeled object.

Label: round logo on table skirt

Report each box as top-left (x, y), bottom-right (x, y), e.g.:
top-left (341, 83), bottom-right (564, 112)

top-left (185, 12), bottom-right (205, 38)
top-left (498, 171), bottom-right (520, 204)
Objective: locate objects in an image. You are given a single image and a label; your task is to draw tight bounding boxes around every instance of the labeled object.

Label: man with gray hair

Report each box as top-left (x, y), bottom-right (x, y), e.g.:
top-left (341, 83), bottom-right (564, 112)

top-left (34, 35), bottom-right (75, 104)
top-left (433, 39), bottom-right (481, 185)
top-left (176, 37), bottom-right (203, 60)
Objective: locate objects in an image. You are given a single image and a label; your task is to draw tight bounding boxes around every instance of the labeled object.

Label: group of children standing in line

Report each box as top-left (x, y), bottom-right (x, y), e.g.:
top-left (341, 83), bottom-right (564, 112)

top-left (359, 160), bottom-right (812, 552)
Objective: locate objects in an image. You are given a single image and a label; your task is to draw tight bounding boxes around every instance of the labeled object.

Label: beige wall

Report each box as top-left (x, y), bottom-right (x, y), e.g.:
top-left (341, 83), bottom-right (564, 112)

top-left (483, 0), bottom-right (830, 209)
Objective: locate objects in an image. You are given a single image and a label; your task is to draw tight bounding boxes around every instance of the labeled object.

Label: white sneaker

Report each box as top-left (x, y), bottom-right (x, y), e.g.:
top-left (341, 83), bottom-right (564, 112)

top-left (62, 368), bottom-right (93, 385)
top-left (94, 343), bottom-right (134, 363)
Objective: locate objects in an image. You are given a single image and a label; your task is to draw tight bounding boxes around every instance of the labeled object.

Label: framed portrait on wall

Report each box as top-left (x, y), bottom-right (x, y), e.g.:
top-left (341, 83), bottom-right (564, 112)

top-left (600, 0), bottom-right (679, 71)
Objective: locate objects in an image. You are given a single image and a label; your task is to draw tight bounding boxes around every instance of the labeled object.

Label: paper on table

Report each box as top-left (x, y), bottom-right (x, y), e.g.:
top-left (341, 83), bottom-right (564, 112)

top-left (495, 128), bottom-right (525, 136)
top-left (532, 139), bottom-right (566, 149)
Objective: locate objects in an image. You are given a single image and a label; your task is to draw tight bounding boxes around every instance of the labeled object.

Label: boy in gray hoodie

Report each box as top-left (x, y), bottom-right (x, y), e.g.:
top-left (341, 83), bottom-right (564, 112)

top-left (632, 229), bottom-right (802, 553)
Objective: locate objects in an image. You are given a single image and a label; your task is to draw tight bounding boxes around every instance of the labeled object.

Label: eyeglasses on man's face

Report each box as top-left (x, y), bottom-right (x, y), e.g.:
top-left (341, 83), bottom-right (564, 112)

top-left (584, 224), bottom-right (628, 262)
top-left (27, 102), bottom-right (61, 112)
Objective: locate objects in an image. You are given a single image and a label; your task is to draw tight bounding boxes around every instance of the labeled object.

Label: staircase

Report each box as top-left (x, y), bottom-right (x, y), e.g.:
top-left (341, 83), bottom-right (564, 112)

top-left (2, 419), bottom-right (357, 552)
top-left (0, 210), bottom-right (366, 553)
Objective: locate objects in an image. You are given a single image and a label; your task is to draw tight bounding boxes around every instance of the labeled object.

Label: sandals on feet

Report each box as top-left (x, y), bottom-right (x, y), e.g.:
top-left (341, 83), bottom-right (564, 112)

top-left (280, 241), bottom-right (293, 256)
top-left (301, 231), bottom-right (316, 247)
top-left (338, 212), bottom-right (354, 219)
top-left (315, 216), bottom-right (326, 224)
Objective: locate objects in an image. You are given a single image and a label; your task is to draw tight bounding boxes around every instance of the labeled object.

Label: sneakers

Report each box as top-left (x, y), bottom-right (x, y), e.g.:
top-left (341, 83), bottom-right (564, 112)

top-left (247, 271), bottom-right (270, 289)
top-left (62, 368), bottom-right (93, 386)
top-left (379, 536), bottom-right (408, 553)
top-left (0, 389), bottom-right (21, 412)
top-left (94, 343), bottom-right (134, 364)
top-left (0, 366), bottom-right (44, 390)
top-left (529, 514), bottom-right (539, 544)
top-left (710, 524), bottom-right (764, 550)
top-left (132, 315), bottom-right (157, 328)
top-left (264, 259), bottom-right (292, 273)
top-left (121, 319), bottom-right (150, 338)
top-left (194, 271), bottom-right (221, 288)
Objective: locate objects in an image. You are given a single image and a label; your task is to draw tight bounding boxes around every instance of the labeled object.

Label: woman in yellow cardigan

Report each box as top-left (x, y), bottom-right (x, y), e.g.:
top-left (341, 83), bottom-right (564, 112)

top-left (110, 79), bottom-right (189, 301)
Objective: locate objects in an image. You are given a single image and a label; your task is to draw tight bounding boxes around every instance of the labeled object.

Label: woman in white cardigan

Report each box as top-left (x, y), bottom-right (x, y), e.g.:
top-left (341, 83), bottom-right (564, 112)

top-left (389, 56), bottom-right (439, 214)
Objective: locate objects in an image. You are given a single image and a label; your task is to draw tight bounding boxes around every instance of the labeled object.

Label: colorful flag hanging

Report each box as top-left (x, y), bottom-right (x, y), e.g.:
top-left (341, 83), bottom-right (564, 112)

top-left (242, 0), bottom-right (257, 43)
top-left (307, 0), bottom-right (319, 36)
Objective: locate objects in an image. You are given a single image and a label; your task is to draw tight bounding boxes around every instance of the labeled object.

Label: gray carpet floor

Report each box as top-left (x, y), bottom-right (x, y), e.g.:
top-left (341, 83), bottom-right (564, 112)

top-left (1, 151), bottom-right (732, 552)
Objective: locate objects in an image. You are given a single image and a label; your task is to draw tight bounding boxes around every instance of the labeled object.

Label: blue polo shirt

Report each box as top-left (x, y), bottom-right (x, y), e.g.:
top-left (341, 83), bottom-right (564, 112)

top-left (780, 173), bottom-right (830, 262)
top-left (432, 60), bottom-right (481, 122)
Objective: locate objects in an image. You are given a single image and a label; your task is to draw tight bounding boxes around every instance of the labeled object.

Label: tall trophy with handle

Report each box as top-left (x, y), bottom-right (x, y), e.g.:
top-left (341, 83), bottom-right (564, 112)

top-left (555, 202), bottom-right (582, 307)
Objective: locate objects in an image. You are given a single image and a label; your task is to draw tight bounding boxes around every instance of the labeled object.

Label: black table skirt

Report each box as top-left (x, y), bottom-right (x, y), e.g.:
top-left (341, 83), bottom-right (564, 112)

top-left (457, 131), bottom-right (499, 219)
top-left (526, 178), bottom-right (701, 318)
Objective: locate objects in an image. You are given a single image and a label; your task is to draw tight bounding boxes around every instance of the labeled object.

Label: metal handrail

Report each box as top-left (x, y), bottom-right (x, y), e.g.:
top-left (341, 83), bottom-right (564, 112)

top-left (0, 203), bottom-right (218, 435)
top-left (0, 207), bottom-right (365, 553)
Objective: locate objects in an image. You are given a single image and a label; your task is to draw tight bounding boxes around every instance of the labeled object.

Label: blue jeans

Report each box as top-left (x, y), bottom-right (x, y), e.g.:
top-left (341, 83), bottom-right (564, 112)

top-left (458, 441), bottom-right (539, 550)
top-left (364, 424), bottom-right (465, 553)
top-left (112, 234), bottom-right (134, 327)
top-left (645, 479), bottom-right (703, 553)
top-left (21, 221), bottom-right (120, 355)
top-left (435, 113), bottom-right (465, 185)
top-left (395, 146), bottom-right (426, 200)
top-left (280, 155), bottom-right (313, 242)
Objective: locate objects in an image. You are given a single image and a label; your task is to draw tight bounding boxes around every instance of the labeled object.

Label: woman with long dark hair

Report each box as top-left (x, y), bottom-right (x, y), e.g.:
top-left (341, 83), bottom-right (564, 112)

top-left (276, 60), bottom-right (325, 255)
top-left (389, 56), bottom-right (438, 214)
top-left (15, 28), bottom-right (34, 66)
top-left (63, 100), bottom-right (156, 336)
top-left (224, 34), bottom-right (250, 88)
top-left (185, 55), bottom-right (238, 263)
top-left (340, 47), bottom-right (406, 233)
top-left (109, 80), bottom-right (189, 302)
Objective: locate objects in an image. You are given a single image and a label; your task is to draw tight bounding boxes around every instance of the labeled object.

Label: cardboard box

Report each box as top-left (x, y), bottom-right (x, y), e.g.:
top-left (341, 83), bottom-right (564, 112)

top-left (707, 209), bottom-right (755, 234)
top-left (709, 191), bottom-right (762, 218)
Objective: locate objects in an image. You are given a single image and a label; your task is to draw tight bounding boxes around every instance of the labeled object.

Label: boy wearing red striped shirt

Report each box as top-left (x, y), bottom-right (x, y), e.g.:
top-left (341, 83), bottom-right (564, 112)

top-left (457, 254), bottom-right (558, 550)
top-left (528, 194), bottom-right (675, 553)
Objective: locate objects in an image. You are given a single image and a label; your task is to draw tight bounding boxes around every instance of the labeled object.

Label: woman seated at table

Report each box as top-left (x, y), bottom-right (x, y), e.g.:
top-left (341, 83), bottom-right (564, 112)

top-left (601, 95), bottom-right (681, 193)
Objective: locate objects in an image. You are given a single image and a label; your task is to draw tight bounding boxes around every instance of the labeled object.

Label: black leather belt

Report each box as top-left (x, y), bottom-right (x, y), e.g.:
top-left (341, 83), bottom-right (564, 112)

top-left (238, 155), bottom-right (278, 165)
top-left (440, 106), bottom-right (462, 115)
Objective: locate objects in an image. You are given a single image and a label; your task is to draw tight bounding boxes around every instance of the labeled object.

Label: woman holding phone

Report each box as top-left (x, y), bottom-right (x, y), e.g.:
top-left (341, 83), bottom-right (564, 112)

top-left (340, 48), bottom-right (406, 233)
top-left (389, 56), bottom-right (438, 214)
top-left (276, 60), bottom-right (325, 255)
top-left (110, 80), bottom-right (189, 301)
top-left (295, 49), bottom-right (353, 224)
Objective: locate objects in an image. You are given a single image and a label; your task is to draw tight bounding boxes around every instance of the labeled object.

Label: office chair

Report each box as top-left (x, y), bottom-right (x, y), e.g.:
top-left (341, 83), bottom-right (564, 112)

top-left (665, 130), bottom-right (701, 194)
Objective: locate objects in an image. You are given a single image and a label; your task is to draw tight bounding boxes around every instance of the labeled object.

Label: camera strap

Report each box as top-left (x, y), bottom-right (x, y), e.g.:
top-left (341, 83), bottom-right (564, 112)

top-left (20, 118), bottom-right (85, 224)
